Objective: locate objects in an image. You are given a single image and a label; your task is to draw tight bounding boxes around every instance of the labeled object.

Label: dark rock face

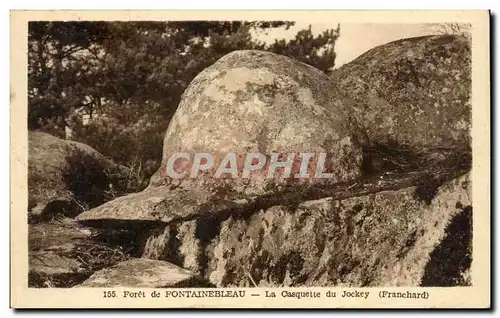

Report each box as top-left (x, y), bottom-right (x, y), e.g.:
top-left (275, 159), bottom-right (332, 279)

top-left (331, 35), bottom-right (471, 162)
top-left (420, 205), bottom-right (473, 286)
top-left (28, 131), bottom-right (127, 221)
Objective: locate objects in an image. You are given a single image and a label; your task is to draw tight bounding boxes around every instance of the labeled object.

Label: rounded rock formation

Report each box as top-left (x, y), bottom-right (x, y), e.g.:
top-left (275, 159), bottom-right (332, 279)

top-left (331, 35), bottom-right (471, 162)
top-left (28, 131), bottom-right (127, 221)
top-left (151, 50), bottom-right (367, 194)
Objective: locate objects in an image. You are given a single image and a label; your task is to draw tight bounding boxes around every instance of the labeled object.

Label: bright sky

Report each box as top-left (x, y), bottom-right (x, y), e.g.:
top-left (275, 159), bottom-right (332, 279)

top-left (254, 23), bottom-right (440, 69)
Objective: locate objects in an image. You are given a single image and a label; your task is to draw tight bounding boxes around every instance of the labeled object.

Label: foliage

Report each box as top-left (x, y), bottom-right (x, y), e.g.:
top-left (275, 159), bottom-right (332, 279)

top-left (425, 23), bottom-right (472, 39)
top-left (28, 21), bottom-right (341, 188)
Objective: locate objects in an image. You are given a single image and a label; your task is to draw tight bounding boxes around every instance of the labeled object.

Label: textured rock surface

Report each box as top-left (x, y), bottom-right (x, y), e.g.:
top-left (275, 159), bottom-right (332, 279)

top-left (331, 35), bottom-right (471, 160)
top-left (29, 218), bottom-right (92, 251)
top-left (30, 252), bottom-right (84, 277)
top-left (28, 218), bottom-right (91, 287)
top-left (28, 218), bottom-right (132, 287)
top-left (28, 131), bottom-right (126, 221)
top-left (142, 173), bottom-right (471, 287)
top-left (150, 50), bottom-right (368, 193)
top-left (78, 258), bottom-right (196, 287)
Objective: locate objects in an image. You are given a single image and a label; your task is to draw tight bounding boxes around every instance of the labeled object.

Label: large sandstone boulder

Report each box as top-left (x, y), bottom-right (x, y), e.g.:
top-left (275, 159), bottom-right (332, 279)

top-left (150, 50), bottom-right (368, 192)
top-left (77, 50), bottom-right (367, 224)
top-left (331, 35), bottom-right (471, 162)
top-left (28, 131), bottom-right (127, 221)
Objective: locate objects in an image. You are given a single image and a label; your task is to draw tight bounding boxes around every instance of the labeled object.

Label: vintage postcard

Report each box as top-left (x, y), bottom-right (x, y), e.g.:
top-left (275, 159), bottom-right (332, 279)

top-left (10, 10), bottom-right (490, 309)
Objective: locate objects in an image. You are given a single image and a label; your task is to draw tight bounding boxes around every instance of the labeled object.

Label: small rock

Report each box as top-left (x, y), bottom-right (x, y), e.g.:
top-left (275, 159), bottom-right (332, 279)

top-left (78, 258), bottom-right (196, 287)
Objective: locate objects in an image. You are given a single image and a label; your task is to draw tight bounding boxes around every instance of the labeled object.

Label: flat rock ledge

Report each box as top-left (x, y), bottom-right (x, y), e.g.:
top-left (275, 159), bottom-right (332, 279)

top-left (76, 165), bottom-right (467, 227)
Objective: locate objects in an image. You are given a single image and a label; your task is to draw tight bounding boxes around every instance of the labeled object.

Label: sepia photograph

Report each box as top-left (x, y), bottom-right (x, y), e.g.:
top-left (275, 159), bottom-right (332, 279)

top-left (10, 10), bottom-right (490, 309)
